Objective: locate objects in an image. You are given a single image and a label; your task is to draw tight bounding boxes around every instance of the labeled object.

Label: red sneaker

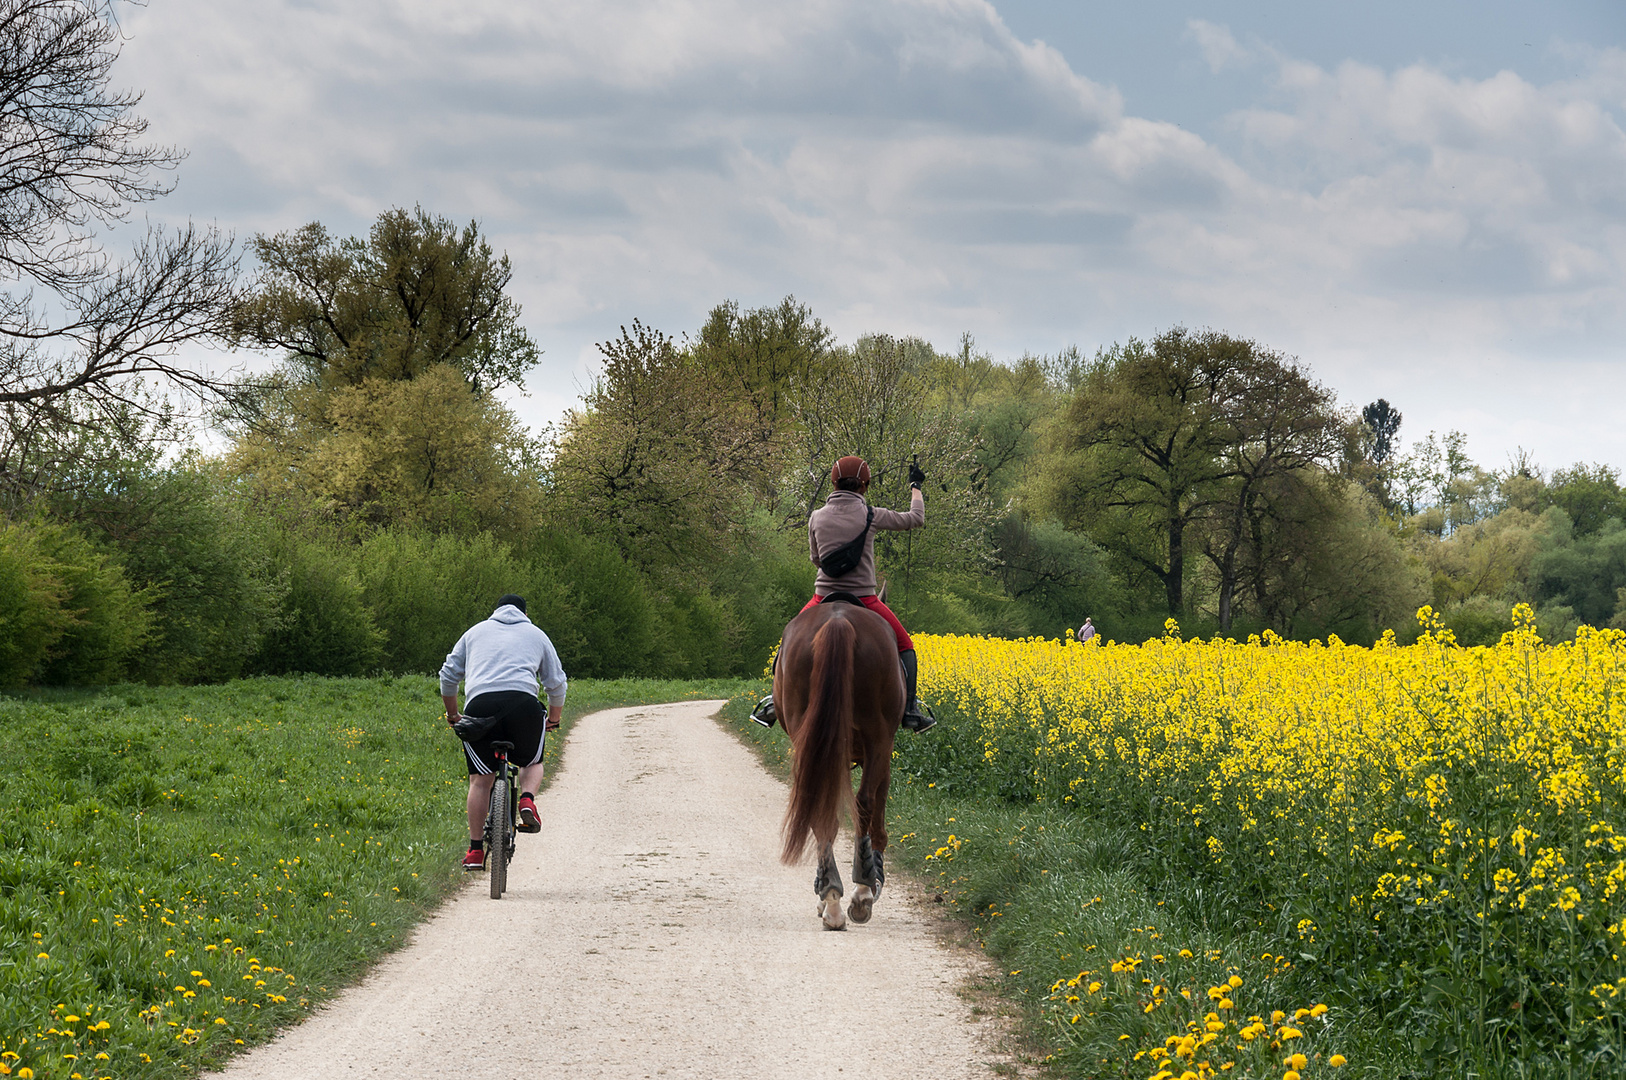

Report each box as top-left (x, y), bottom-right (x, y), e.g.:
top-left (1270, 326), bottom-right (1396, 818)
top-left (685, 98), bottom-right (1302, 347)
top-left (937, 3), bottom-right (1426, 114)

top-left (462, 847), bottom-right (485, 872)
top-left (517, 795), bottom-right (540, 833)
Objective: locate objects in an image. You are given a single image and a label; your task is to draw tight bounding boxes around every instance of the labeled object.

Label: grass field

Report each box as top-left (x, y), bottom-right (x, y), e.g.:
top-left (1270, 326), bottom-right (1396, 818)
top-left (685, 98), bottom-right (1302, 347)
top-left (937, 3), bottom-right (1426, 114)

top-left (0, 675), bottom-right (750, 1080)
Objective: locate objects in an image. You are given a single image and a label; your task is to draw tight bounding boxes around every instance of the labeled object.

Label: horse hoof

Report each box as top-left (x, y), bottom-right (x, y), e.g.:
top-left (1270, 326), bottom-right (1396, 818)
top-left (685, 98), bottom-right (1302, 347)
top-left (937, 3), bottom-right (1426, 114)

top-left (819, 888), bottom-right (847, 931)
top-left (848, 884), bottom-right (874, 924)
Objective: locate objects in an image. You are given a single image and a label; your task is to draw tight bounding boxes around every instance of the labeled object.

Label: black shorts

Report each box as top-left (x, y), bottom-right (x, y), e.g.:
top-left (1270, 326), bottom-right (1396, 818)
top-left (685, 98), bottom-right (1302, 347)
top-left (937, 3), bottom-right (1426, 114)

top-left (461, 691), bottom-right (545, 776)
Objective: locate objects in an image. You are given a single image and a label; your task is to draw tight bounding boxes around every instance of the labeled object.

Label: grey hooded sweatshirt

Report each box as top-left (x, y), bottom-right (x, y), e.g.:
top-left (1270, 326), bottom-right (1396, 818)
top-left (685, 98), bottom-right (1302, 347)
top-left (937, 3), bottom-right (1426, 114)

top-left (439, 605), bottom-right (568, 706)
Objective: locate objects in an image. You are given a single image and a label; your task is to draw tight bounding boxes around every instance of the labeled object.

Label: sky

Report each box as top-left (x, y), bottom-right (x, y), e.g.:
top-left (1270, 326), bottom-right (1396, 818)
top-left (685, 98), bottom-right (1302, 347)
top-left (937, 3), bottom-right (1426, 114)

top-left (111, 0), bottom-right (1626, 472)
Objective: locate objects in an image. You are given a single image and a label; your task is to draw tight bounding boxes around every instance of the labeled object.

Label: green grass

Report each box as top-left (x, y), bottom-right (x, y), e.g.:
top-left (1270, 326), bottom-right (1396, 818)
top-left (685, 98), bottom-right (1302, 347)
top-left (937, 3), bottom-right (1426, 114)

top-left (716, 687), bottom-right (1397, 1079)
top-left (0, 675), bottom-right (750, 1080)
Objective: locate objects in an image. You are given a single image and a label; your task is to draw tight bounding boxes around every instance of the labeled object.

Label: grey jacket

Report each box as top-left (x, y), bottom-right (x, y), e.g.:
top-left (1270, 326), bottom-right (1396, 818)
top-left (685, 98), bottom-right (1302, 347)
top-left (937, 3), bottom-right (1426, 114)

top-left (810, 488), bottom-right (924, 596)
top-left (439, 605), bottom-right (568, 706)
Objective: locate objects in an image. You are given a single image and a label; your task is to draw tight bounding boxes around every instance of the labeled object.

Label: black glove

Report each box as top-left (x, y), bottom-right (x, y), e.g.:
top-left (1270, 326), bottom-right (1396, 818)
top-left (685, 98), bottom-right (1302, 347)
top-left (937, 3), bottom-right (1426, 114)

top-left (908, 458), bottom-right (926, 488)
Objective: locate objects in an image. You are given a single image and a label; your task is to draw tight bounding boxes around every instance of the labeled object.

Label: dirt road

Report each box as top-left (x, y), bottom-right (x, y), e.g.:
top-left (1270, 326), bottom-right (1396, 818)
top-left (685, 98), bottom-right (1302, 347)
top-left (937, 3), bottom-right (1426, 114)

top-left (209, 700), bottom-right (1015, 1079)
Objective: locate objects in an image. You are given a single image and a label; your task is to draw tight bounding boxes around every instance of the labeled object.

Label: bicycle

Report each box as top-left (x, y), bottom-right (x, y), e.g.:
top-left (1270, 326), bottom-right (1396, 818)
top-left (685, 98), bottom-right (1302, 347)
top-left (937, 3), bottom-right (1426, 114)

top-left (483, 739), bottom-right (518, 899)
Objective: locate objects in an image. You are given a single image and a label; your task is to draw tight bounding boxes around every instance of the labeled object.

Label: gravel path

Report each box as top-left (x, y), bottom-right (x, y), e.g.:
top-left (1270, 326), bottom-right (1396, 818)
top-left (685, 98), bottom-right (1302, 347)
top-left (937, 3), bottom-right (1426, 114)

top-left (209, 700), bottom-right (1015, 1079)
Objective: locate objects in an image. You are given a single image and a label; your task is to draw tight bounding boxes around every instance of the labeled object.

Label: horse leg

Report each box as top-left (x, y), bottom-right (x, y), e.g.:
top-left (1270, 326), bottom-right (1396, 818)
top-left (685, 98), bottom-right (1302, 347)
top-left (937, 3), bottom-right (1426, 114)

top-left (848, 834), bottom-right (882, 924)
top-left (814, 841), bottom-right (846, 931)
top-left (848, 746), bottom-right (891, 924)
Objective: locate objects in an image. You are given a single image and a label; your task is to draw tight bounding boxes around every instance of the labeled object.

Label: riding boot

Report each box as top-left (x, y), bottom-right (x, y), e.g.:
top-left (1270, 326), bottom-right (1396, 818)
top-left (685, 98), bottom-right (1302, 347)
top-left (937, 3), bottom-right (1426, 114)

top-left (751, 653), bottom-right (779, 727)
top-left (899, 649), bottom-right (936, 733)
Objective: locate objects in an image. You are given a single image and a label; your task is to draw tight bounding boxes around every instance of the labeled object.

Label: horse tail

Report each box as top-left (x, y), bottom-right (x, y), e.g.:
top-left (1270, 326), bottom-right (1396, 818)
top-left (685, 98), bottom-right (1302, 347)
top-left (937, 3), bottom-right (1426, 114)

top-left (781, 615), bottom-right (855, 865)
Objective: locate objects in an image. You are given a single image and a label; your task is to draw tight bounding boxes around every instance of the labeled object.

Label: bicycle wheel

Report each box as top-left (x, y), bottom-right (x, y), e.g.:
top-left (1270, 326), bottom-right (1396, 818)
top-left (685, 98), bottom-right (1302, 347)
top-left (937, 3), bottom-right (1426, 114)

top-left (488, 770), bottom-right (508, 899)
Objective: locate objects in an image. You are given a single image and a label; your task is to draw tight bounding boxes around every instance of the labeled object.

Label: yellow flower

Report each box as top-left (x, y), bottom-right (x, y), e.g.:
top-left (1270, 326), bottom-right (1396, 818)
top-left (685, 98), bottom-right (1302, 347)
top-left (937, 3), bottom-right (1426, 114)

top-left (1329, 1055), bottom-right (1347, 1067)
top-left (1284, 1072), bottom-right (1301, 1080)
top-left (1284, 1053), bottom-right (1308, 1070)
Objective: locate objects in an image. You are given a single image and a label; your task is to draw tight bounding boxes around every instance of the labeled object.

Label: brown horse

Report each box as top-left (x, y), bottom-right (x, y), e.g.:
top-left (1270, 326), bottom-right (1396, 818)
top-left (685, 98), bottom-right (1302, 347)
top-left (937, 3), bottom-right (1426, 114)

top-left (776, 597), bottom-right (904, 930)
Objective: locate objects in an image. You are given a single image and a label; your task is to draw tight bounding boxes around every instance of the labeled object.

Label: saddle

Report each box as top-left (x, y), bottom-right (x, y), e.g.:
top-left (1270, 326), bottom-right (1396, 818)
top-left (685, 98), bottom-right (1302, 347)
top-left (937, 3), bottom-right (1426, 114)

top-left (820, 591), bottom-right (867, 608)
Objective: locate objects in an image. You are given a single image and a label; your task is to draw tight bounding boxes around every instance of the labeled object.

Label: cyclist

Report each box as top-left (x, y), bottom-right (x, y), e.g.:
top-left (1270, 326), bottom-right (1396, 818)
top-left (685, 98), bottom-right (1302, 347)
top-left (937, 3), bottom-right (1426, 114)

top-left (752, 454), bottom-right (935, 732)
top-left (440, 594), bottom-right (567, 871)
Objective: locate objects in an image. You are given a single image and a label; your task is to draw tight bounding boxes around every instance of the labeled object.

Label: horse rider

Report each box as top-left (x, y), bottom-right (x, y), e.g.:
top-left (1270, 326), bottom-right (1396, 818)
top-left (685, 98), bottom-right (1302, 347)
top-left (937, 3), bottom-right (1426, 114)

top-left (440, 594), bottom-right (567, 871)
top-left (752, 454), bottom-right (936, 733)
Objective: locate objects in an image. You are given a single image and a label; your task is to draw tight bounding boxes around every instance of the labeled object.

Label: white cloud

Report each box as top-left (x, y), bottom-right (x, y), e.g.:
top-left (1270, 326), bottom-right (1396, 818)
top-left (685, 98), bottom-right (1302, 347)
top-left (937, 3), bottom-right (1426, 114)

top-left (111, 1), bottom-right (1626, 468)
top-left (1185, 19), bottom-right (1253, 74)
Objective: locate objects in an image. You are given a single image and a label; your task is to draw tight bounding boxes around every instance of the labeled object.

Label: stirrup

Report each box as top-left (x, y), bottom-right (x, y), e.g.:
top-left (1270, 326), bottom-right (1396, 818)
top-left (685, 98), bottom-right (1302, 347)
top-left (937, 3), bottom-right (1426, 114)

top-left (750, 694), bottom-right (777, 728)
top-left (901, 702), bottom-right (936, 733)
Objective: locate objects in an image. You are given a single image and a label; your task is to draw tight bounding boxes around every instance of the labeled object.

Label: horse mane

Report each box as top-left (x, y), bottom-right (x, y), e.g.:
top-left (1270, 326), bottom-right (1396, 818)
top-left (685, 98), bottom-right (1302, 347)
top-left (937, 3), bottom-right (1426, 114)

top-left (781, 614), bottom-right (856, 864)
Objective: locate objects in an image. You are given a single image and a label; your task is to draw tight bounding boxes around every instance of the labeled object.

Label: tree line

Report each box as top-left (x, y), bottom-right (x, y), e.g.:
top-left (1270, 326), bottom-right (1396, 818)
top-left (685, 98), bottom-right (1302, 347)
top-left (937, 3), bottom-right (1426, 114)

top-left (2, 2), bottom-right (1621, 686)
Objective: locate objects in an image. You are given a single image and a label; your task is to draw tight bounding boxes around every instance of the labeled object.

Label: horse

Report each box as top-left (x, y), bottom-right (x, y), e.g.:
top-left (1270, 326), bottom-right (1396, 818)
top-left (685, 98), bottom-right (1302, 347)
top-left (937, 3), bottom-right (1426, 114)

top-left (775, 595), bottom-right (905, 930)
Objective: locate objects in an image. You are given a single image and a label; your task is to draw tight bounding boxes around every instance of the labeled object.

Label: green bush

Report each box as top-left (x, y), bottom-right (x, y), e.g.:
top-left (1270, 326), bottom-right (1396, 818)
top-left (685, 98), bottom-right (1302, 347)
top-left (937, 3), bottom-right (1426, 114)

top-left (651, 588), bottom-right (739, 677)
top-left (0, 521), bottom-right (151, 687)
top-left (36, 525), bottom-right (153, 685)
top-left (0, 522), bottom-right (72, 686)
top-left (358, 529), bottom-right (528, 674)
top-left (62, 462), bottom-right (285, 683)
top-left (525, 529), bottom-right (655, 677)
top-left (250, 536), bottom-right (384, 676)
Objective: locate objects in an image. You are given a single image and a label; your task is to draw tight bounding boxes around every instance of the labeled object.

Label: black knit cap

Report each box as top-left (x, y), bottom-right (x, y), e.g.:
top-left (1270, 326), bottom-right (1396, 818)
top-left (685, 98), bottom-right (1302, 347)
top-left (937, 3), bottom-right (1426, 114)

top-left (496, 593), bottom-right (527, 613)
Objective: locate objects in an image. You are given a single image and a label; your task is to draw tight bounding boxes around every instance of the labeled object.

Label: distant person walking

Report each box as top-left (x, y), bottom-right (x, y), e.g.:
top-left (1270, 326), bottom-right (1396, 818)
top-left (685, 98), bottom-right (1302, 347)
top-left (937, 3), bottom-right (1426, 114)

top-left (1078, 617), bottom-right (1096, 644)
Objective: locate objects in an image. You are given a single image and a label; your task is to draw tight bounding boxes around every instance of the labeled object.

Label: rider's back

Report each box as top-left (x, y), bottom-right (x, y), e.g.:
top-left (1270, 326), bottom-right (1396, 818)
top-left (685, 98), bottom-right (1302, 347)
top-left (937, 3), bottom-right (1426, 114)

top-left (809, 489), bottom-right (924, 597)
top-left (441, 606), bottom-right (561, 700)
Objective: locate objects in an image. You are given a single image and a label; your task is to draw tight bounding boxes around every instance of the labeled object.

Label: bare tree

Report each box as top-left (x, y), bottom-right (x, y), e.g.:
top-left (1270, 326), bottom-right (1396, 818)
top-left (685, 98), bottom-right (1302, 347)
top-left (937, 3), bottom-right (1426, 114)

top-left (0, 0), bottom-right (243, 494)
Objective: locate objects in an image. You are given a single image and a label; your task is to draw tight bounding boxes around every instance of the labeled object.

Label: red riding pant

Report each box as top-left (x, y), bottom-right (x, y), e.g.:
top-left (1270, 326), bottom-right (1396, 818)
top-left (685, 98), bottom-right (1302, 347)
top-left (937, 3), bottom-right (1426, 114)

top-left (800, 594), bottom-right (914, 652)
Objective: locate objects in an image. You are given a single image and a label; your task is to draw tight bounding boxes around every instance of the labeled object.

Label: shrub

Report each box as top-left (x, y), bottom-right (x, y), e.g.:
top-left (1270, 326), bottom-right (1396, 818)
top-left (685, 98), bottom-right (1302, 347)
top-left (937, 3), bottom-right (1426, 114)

top-left (525, 529), bottom-right (655, 678)
top-left (250, 535), bottom-right (384, 676)
top-left (0, 522), bottom-right (72, 686)
top-left (35, 525), bottom-right (153, 685)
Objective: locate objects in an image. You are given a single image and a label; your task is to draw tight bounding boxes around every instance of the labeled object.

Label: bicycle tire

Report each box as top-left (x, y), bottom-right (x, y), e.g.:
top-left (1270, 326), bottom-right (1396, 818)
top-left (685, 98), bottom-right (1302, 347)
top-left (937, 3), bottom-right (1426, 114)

top-left (489, 771), bottom-right (509, 899)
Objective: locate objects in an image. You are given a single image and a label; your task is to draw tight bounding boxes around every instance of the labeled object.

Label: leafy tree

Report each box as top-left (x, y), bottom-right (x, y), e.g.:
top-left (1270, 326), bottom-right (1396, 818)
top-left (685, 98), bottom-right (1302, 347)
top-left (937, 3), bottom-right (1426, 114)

top-left (546, 320), bottom-right (770, 571)
top-left (1392, 430), bottom-right (1497, 531)
top-left (0, 521), bottom-right (72, 685)
top-left (231, 364), bottom-right (543, 535)
top-left (1361, 399), bottom-right (1403, 464)
top-left (1414, 507), bottom-right (1553, 611)
top-left (688, 296), bottom-right (833, 459)
top-left (235, 207), bottom-right (539, 394)
top-left (35, 522), bottom-right (153, 684)
top-left (1036, 329), bottom-right (1249, 616)
top-left (1546, 463), bottom-right (1626, 537)
top-left (1198, 345), bottom-right (1343, 630)
top-left (1530, 510), bottom-right (1626, 628)
top-left (930, 336), bottom-right (1059, 503)
top-left (1244, 480), bottom-right (1425, 641)
top-left (991, 515), bottom-right (1118, 636)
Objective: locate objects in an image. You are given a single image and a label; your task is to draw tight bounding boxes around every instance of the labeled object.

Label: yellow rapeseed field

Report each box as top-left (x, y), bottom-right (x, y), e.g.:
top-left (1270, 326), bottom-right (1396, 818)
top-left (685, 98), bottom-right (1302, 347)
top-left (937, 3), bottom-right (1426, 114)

top-left (914, 604), bottom-right (1626, 1065)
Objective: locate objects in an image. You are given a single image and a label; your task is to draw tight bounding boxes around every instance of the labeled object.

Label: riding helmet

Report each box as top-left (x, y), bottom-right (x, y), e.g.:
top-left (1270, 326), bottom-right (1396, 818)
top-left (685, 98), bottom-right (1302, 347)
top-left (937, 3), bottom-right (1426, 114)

top-left (831, 456), bottom-right (870, 486)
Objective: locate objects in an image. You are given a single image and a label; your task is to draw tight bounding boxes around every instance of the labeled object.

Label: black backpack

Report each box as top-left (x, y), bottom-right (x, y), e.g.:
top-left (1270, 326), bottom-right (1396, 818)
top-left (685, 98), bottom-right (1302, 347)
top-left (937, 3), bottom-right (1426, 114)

top-left (819, 507), bottom-right (874, 577)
